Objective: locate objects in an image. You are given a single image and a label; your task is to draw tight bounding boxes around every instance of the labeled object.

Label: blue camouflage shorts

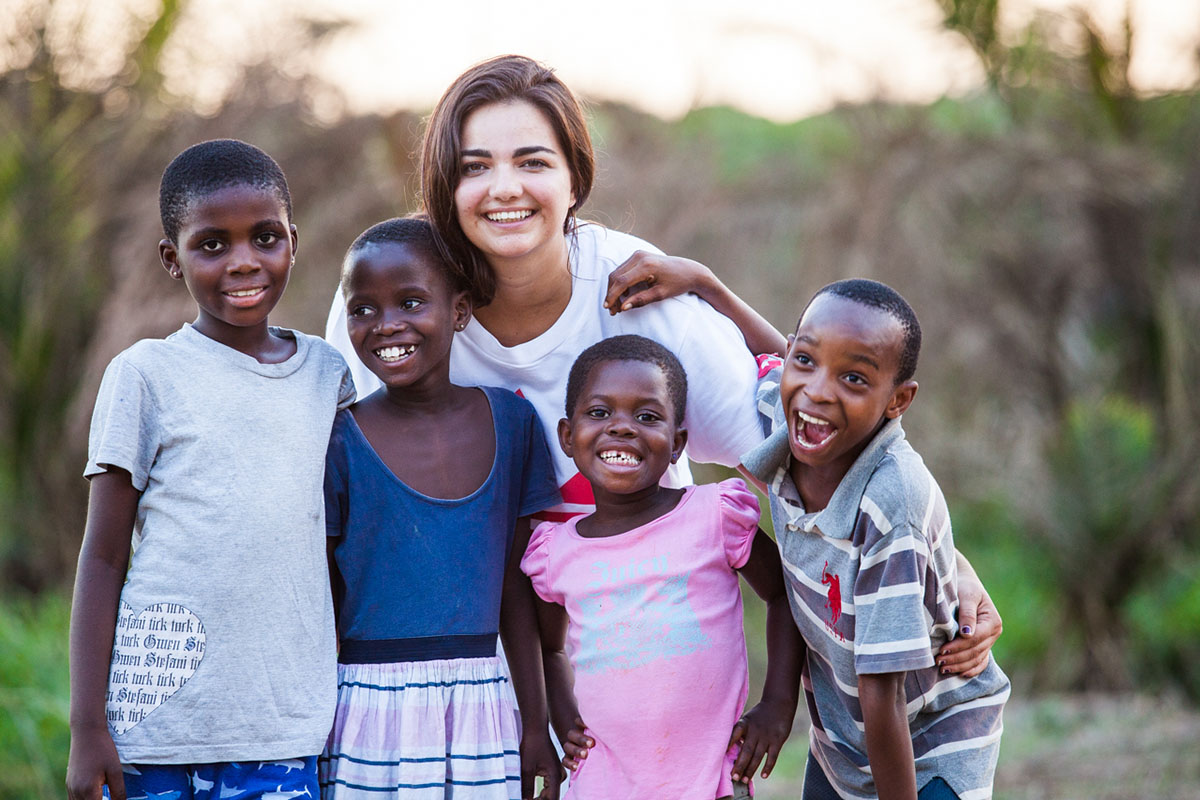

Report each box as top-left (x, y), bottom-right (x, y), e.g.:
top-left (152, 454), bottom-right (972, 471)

top-left (102, 756), bottom-right (319, 799)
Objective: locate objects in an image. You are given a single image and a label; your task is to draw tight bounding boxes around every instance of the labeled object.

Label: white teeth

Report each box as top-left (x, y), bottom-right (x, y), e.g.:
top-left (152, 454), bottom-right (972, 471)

top-left (599, 450), bottom-right (641, 466)
top-left (226, 288), bottom-right (262, 297)
top-left (376, 345), bottom-right (416, 362)
top-left (486, 210), bottom-right (532, 222)
top-left (794, 409), bottom-right (836, 449)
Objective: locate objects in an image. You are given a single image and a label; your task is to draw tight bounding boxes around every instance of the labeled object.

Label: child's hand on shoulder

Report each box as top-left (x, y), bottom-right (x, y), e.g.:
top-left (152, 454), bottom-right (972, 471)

top-left (560, 716), bottom-right (594, 772)
top-left (728, 699), bottom-right (796, 785)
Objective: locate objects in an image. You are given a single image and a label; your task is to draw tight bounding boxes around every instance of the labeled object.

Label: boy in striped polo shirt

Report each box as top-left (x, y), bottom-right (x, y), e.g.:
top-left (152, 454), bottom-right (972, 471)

top-left (741, 279), bottom-right (1009, 800)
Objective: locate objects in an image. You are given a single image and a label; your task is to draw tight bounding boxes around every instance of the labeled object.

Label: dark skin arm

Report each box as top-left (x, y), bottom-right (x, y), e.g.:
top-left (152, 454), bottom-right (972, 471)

top-left (66, 469), bottom-right (139, 800)
top-left (532, 594), bottom-right (591, 771)
top-left (603, 252), bottom-right (788, 356)
top-left (859, 671), bottom-right (918, 800)
top-left (501, 517), bottom-right (563, 800)
top-left (728, 528), bottom-right (805, 785)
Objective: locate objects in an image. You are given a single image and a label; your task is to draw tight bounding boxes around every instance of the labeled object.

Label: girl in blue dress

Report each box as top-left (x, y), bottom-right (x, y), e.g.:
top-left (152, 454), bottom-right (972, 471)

top-left (318, 217), bottom-right (563, 800)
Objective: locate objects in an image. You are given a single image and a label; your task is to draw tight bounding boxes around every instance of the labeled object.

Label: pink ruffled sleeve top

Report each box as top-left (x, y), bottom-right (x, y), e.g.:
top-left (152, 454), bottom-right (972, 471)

top-left (521, 478), bottom-right (761, 799)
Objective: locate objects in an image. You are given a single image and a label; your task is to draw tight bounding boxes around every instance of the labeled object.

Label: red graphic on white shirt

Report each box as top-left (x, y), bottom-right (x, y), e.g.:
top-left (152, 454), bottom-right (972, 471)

top-left (537, 471), bottom-right (596, 523)
top-left (821, 561), bottom-right (845, 641)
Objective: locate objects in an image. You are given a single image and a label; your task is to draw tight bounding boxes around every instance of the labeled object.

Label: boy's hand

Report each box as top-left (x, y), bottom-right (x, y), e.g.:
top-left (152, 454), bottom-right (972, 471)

top-left (939, 576), bottom-right (1003, 677)
top-left (604, 251), bottom-right (716, 314)
top-left (728, 699), bottom-right (794, 785)
top-left (560, 716), bottom-right (593, 772)
top-left (66, 725), bottom-right (125, 800)
top-left (520, 730), bottom-right (563, 800)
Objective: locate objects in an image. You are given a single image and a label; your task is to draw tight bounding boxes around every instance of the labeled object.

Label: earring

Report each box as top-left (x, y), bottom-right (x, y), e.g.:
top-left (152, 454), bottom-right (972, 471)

top-left (670, 453), bottom-right (679, 463)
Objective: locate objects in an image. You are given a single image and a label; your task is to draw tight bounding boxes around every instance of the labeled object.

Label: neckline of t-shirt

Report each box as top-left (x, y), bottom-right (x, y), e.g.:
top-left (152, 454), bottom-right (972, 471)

top-left (342, 386), bottom-right (501, 505)
top-left (457, 224), bottom-right (606, 367)
top-left (176, 323), bottom-right (309, 377)
top-left (566, 483), bottom-right (701, 543)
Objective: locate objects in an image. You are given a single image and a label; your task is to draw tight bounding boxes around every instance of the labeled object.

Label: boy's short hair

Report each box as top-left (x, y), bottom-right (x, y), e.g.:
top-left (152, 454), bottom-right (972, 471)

top-left (342, 216), bottom-right (469, 295)
top-left (565, 335), bottom-right (688, 423)
top-left (806, 279), bottom-right (922, 384)
top-left (159, 139), bottom-right (292, 243)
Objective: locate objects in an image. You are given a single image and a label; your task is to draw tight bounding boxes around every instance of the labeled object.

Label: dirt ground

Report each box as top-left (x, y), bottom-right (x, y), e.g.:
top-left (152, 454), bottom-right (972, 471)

top-left (753, 693), bottom-right (1200, 799)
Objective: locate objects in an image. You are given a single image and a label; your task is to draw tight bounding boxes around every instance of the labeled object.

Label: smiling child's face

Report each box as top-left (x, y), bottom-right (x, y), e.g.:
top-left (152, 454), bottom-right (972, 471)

top-left (159, 184), bottom-right (295, 347)
top-left (779, 293), bottom-right (917, 482)
top-left (343, 241), bottom-right (471, 392)
top-left (558, 359), bottom-right (687, 503)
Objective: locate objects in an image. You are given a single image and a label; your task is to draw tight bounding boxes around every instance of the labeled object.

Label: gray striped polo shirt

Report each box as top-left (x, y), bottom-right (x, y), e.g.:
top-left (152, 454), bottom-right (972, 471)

top-left (742, 367), bottom-right (1009, 800)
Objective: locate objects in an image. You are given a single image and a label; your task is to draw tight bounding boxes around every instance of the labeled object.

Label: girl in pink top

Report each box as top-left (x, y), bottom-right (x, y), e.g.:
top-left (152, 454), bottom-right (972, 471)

top-left (521, 335), bottom-right (804, 800)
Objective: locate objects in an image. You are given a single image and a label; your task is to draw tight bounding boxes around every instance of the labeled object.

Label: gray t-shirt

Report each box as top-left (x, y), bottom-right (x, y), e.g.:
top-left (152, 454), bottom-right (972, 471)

top-left (85, 323), bottom-right (354, 764)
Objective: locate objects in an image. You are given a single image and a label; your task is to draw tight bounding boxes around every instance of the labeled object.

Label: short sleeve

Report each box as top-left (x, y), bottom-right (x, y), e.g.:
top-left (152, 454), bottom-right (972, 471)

top-left (520, 521), bottom-right (564, 604)
top-left (853, 521), bottom-right (935, 675)
top-left (717, 478), bottom-right (760, 570)
top-left (670, 304), bottom-right (764, 466)
top-left (517, 401), bottom-right (563, 517)
top-left (335, 359), bottom-right (356, 410)
top-left (84, 355), bottom-right (159, 490)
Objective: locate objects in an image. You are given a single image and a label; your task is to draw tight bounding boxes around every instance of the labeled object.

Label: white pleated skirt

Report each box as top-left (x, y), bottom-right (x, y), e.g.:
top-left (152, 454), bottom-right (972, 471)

top-left (319, 656), bottom-right (522, 799)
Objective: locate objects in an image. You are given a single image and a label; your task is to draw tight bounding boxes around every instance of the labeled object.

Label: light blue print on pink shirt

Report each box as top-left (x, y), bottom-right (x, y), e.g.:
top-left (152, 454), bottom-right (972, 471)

top-left (574, 565), bottom-right (711, 674)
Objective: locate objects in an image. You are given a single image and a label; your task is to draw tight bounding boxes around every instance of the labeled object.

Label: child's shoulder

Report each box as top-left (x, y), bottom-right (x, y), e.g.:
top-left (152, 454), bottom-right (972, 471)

top-left (104, 326), bottom-right (197, 375)
top-left (860, 430), bottom-right (948, 534)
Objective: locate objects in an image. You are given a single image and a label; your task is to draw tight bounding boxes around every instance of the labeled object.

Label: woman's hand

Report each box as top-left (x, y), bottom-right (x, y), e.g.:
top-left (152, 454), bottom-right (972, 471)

top-left (604, 251), bottom-right (716, 314)
top-left (560, 716), bottom-right (593, 772)
top-left (605, 250), bottom-right (787, 355)
top-left (940, 556), bottom-right (1003, 677)
top-left (728, 699), bottom-right (794, 785)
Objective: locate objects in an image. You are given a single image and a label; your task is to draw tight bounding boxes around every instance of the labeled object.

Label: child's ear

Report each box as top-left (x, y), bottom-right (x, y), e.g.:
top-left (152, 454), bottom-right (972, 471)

top-left (885, 380), bottom-right (918, 419)
top-left (671, 427), bottom-right (688, 464)
top-left (289, 224), bottom-right (299, 265)
top-left (556, 417), bottom-right (574, 458)
top-left (159, 239), bottom-right (182, 281)
top-left (452, 290), bottom-right (473, 333)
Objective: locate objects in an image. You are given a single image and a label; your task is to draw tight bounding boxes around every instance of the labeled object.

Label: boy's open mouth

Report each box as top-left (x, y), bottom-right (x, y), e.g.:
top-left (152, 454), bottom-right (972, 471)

top-left (375, 344), bottom-right (416, 363)
top-left (793, 409), bottom-right (837, 450)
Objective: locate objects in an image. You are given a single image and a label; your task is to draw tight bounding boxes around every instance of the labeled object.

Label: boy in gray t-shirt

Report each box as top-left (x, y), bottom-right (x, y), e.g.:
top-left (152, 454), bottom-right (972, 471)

top-left (66, 140), bottom-right (353, 800)
top-left (741, 279), bottom-right (1009, 800)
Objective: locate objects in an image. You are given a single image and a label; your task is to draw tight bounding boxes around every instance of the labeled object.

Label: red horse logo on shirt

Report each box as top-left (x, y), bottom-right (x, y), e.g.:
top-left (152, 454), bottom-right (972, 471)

top-left (821, 561), bottom-right (845, 641)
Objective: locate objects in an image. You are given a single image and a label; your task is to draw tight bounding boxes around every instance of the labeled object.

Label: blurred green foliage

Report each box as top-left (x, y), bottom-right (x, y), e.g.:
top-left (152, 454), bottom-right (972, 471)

top-left (0, 594), bottom-right (71, 799)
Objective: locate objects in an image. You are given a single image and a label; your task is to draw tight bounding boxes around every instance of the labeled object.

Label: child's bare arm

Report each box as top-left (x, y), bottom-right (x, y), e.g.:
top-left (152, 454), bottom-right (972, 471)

top-left (500, 517), bottom-right (562, 800)
top-left (859, 671), bottom-right (918, 800)
top-left (728, 528), bottom-right (804, 785)
top-left (603, 251), bottom-right (787, 356)
top-left (532, 592), bottom-right (588, 771)
top-left (938, 551), bottom-right (1003, 677)
top-left (67, 469), bottom-right (139, 800)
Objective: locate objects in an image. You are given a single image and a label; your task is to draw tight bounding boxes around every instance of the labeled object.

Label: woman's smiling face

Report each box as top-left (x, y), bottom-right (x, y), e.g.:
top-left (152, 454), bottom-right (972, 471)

top-left (453, 99), bottom-right (576, 271)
